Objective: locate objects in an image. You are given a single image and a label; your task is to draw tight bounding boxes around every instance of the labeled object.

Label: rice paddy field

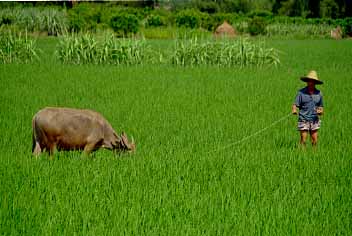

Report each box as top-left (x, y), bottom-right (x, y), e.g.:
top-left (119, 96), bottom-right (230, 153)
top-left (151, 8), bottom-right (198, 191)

top-left (1, 37), bottom-right (352, 235)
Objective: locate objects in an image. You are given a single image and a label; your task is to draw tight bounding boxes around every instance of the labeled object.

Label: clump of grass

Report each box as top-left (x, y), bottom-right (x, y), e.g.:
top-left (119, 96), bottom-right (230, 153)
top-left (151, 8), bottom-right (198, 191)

top-left (56, 33), bottom-right (162, 65)
top-left (0, 31), bottom-right (39, 64)
top-left (171, 37), bottom-right (280, 67)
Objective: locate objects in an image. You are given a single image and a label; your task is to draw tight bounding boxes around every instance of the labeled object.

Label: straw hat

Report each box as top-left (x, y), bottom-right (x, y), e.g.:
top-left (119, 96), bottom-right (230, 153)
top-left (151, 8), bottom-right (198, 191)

top-left (300, 70), bottom-right (323, 84)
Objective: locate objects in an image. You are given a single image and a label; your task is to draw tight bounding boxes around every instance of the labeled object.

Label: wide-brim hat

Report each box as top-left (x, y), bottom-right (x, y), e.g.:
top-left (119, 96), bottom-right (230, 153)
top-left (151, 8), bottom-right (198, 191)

top-left (300, 70), bottom-right (323, 84)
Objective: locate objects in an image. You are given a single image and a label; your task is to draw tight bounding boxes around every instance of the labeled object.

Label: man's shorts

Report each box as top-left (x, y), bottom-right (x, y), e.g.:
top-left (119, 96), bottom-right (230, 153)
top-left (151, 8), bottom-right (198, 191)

top-left (297, 120), bottom-right (321, 131)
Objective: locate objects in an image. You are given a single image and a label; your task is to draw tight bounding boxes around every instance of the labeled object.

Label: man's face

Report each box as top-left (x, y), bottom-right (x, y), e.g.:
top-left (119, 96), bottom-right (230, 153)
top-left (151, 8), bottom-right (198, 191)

top-left (307, 80), bottom-right (315, 88)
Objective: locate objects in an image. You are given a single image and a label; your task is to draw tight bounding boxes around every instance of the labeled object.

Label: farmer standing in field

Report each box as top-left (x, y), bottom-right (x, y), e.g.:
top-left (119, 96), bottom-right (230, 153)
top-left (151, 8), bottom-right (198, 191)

top-left (292, 70), bottom-right (324, 147)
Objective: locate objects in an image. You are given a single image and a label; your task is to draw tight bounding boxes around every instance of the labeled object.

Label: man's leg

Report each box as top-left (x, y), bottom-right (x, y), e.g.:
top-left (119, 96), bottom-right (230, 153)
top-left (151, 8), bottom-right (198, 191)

top-left (300, 130), bottom-right (308, 147)
top-left (310, 130), bottom-right (318, 146)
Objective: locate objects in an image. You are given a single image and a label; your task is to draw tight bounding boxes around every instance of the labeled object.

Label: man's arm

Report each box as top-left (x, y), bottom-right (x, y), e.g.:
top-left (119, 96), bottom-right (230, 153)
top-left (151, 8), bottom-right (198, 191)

top-left (316, 107), bottom-right (323, 115)
top-left (292, 104), bottom-right (298, 115)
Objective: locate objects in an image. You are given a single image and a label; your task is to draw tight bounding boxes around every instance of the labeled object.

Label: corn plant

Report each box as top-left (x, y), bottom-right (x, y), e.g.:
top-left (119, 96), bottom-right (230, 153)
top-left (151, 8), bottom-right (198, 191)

top-left (56, 33), bottom-right (162, 65)
top-left (171, 37), bottom-right (280, 67)
top-left (0, 7), bottom-right (68, 36)
top-left (0, 31), bottom-right (39, 64)
top-left (266, 23), bottom-right (332, 38)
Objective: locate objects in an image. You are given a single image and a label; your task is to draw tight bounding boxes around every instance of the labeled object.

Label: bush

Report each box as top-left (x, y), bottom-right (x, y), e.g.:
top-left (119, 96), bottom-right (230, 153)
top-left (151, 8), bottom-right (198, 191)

top-left (336, 17), bottom-right (352, 36)
top-left (0, 14), bottom-right (14, 25)
top-left (345, 18), bottom-right (352, 36)
top-left (194, 1), bottom-right (219, 14)
top-left (68, 3), bottom-right (99, 32)
top-left (110, 12), bottom-right (139, 37)
top-left (145, 14), bottom-right (167, 27)
top-left (175, 9), bottom-right (201, 29)
top-left (204, 13), bottom-right (237, 31)
top-left (247, 16), bottom-right (267, 36)
top-left (247, 10), bottom-right (273, 19)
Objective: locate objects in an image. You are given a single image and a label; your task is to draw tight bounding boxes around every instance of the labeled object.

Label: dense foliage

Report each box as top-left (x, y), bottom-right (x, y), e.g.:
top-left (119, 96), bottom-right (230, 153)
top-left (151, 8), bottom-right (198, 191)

top-left (110, 13), bottom-right (139, 37)
top-left (247, 16), bottom-right (267, 35)
top-left (0, 2), bottom-right (351, 38)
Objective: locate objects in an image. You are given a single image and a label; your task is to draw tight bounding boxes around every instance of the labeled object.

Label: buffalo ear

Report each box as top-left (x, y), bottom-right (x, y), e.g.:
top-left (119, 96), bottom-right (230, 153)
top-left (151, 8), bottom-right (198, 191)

top-left (121, 132), bottom-right (132, 149)
top-left (121, 131), bottom-right (129, 148)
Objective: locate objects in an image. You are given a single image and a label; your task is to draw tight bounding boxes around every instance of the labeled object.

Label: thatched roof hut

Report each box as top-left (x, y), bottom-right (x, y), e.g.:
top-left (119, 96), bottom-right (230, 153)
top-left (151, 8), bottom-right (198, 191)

top-left (331, 26), bottom-right (342, 40)
top-left (214, 21), bottom-right (236, 38)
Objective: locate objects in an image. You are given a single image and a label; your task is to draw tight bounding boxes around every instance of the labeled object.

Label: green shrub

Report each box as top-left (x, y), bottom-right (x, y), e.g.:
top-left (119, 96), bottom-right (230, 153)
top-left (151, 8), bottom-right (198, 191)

top-left (145, 14), bottom-right (167, 27)
top-left (0, 14), bottom-right (14, 25)
top-left (248, 16), bottom-right (267, 36)
top-left (336, 17), bottom-right (352, 36)
top-left (345, 18), bottom-right (352, 36)
top-left (67, 3), bottom-right (99, 32)
top-left (175, 9), bottom-right (201, 29)
top-left (110, 12), bottom-right (139, 37)
top-left (195, 1), bottom-right (219, 14)
top-left (202, 13), bottom-right (237, 31)
top-left (247, 10), bottom-right (273, 19)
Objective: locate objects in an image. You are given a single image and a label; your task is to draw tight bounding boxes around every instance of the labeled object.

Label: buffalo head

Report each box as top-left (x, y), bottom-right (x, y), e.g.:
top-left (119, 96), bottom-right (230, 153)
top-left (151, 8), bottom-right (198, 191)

top-left (115, 132), bottom-right (136, 153)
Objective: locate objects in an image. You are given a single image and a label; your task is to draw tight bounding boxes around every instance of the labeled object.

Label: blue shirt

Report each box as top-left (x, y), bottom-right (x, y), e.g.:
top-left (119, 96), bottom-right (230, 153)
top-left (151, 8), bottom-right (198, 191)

top-left (294, 87), bottom-right (323, 122)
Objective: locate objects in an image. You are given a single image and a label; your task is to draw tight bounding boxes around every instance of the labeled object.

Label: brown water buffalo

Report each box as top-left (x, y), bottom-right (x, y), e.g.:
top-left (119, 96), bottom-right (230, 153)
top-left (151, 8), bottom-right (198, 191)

top-left (32, 107), bottom-right (135, 155)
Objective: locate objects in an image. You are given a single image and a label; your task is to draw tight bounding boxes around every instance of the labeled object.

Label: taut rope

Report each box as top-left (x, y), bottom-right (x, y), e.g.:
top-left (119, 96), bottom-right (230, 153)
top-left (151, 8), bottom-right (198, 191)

top-left (207, 113), bottom-right (292, 154)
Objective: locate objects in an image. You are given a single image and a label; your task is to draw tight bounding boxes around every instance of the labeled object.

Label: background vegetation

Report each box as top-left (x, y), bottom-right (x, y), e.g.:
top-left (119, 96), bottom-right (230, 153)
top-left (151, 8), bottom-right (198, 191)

top-left (0, 1), bottom-right (351, 38)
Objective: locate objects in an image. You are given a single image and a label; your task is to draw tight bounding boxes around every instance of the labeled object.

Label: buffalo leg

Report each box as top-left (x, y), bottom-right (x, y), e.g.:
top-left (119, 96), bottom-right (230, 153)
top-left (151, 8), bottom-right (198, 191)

top-left (83, 142), bottom-right (98, 155)
top-left (47, 143), bottom-right (57, 156)
top-left (32, 142), bottom-right (42, 156)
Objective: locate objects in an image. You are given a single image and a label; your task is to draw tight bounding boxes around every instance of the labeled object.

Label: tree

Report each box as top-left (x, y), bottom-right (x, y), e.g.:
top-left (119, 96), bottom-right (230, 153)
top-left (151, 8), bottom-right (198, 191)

top-left (307, 0), bottom-right (321, 17)
top-left (320, 0), bottom-right (339, 18)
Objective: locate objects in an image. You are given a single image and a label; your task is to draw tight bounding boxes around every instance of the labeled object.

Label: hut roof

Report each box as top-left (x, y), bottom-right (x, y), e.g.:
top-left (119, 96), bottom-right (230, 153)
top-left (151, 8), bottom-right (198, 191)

top-left (214, 21), bottom-right (236, 38)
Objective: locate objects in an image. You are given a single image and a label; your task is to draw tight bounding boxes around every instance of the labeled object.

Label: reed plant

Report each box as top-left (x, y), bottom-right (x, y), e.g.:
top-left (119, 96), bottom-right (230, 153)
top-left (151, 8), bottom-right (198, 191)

top-left (171, 37), bottom-right (280, 67)
top-left (266, 23), bottom-right (332, 38)
top-left (56, 33), bottom-right (161, 65)
top-left (0, 31), bottom-right (39, 63)
top-left (0, 7), bottom-right (67, 36)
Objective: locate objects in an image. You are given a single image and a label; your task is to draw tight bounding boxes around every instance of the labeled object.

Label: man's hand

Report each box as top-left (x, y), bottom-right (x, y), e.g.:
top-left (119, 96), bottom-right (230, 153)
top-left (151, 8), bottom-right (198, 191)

top-left (316, 107), bottom-right (324, 115)
top-left (292, 104), bottom-right (298, 115)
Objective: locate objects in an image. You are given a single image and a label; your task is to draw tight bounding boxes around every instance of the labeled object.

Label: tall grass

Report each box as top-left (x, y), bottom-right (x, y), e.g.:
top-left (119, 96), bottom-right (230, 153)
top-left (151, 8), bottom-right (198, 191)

top-left (266, 23), bottom-right (332, 38)
top-left (0, 31), bottom-right (39, 63)
top-left (56, 34), bottom-right (280, 67)
top-left (56, 33), bottom-right (162, 65)
top-left (0, 7), bottom-right (68, 36)
top-left (171, 37), bottom-right (280, 67)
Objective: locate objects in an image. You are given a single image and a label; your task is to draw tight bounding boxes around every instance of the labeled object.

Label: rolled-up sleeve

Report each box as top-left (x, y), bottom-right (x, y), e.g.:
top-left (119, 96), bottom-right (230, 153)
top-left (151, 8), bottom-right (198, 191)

top-left (294, 92), bottom-right (301, 108)
top-left (317, 92), bottom-right (323, 107)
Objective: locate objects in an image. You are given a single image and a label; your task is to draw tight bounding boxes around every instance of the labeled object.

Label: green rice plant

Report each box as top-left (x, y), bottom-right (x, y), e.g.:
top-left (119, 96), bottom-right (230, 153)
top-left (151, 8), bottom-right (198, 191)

top-left (1, 38), bottom-right (352, 235)
top-left (171, 37), bottom-right (280, 67)
top-left (0, 31), bottom-right (39, 63)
